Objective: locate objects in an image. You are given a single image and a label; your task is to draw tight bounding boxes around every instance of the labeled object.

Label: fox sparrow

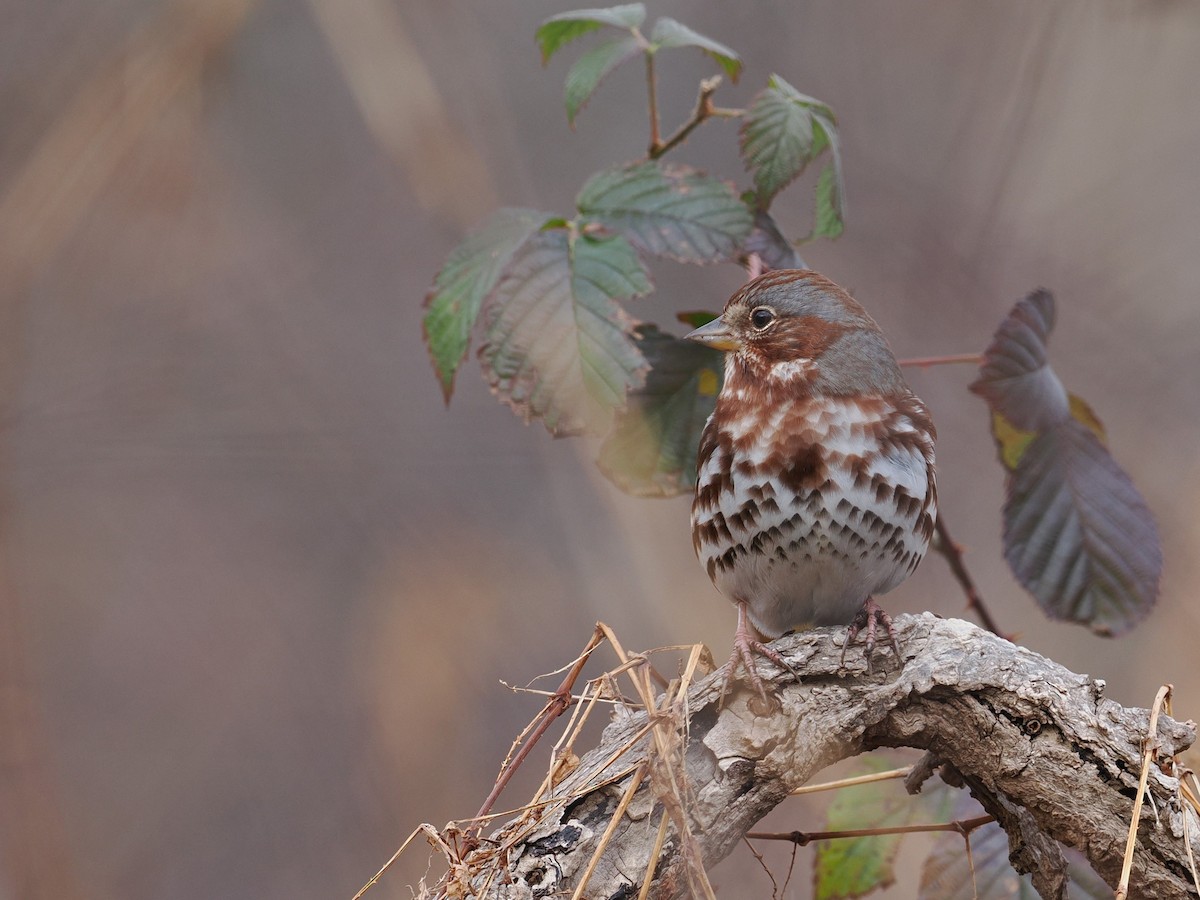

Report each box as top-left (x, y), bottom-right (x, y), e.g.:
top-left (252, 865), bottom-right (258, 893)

top-left (686, 269), bottom-right (937, 700)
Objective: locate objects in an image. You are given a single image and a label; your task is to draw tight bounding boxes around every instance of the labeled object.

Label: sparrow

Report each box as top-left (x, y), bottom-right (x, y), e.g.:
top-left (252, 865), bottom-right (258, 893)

top-left (686, 269), bottom-right (937, 700)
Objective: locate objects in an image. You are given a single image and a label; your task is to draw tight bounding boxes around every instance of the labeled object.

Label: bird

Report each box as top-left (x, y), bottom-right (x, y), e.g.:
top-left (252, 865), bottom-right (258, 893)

top-left (686, 269), bottom-right (937, 701)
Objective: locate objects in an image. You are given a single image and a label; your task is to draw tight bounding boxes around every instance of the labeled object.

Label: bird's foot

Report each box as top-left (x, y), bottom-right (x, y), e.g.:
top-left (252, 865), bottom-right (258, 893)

top-left (840, 597), bottom-right (902, 671)
top-left (720, 601), bottom-right (799, 706)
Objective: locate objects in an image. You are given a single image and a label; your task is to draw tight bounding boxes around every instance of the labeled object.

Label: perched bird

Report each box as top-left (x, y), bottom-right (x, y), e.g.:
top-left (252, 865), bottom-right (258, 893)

top-left (686, 269), bottom-right (937, 700)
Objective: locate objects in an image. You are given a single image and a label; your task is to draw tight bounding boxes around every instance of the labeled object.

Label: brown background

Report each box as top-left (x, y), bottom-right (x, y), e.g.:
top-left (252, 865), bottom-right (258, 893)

top-left (2, 1), bottom-right (1198, 898)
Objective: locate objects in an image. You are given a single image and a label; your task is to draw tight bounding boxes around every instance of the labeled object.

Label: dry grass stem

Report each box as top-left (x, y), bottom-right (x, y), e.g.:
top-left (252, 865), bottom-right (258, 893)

top-left (1116, 684), bottom-right (1172, 900)
top-left (790, 765), bottom-right (914, 795)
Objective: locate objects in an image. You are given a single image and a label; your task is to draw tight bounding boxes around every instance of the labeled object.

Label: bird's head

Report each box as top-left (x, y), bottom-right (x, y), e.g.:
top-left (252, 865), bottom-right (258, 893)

top-left (685, 269), bottom-right (905, 396)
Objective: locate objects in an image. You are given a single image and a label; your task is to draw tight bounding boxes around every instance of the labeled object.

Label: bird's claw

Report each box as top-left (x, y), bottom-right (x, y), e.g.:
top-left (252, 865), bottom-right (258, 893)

top-left (840, 597), bottom-right (902, 671)
top-left (720, 600), bottom-right (799, 707)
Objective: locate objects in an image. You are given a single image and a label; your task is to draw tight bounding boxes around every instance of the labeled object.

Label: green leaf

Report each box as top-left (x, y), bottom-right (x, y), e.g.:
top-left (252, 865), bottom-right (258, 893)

top-left (597, 324), bottom-right (723, 496)
top-left (740, 74), bottom-right (839, 207)
top-left (648, 17), bottom-right (742, 82)
top-left (920, 793), bottom-right (1113, 899)
top-left (813, 759), bottom-right (957, 900)
top-left (577, 161), bottom-right (753, 264)
top-left (812, 161), bottom-right (845, 239)
top-left (970, 290), bottom-right (1162, 636)
top-left (536, 4), bottom-right (646, 64)
top-left (564, 35), bottom-right (641, 126)
top-left (478, 227), bottom-right (651, 436)
top-left (423, 208), bottom-right (547, 402)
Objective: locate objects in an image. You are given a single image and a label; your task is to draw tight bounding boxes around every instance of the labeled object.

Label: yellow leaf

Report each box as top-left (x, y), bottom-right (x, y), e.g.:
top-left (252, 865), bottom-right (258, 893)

top-left (990, 410), bottom-right (1036, 471)
top-left (1068, 393), bottom-right (1107, 443)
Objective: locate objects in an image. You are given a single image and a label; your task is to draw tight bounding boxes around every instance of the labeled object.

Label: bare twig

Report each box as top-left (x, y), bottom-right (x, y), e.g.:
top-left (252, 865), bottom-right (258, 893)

top-left (744, 251), bottom-right (764, 281)
top-left (897, 353), bottom-right (984, 368)
top-left (741, 835), bottom-right (781, 899)
top-left (351, 825), bottom-right (427, 900)
top-left (645, 53), bottom-right (661, 154)
top-left (648, 76), bottom-right (739, 159)
top-left (747, 813), bottom-right (994, 844)
top-left (932, 514), bottom-right (1006, 637)
top-left (471, 626), bottom-right (605, 825)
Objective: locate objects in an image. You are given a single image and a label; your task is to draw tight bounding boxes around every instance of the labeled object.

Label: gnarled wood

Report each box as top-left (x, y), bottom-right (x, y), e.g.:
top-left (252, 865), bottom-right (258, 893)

top-left (458, 614), bottom-right (1197, 900)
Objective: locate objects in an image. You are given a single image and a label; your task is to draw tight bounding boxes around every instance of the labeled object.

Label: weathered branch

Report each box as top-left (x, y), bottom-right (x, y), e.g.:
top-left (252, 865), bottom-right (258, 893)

top-left (454, 614), bottom-right (1198, 900)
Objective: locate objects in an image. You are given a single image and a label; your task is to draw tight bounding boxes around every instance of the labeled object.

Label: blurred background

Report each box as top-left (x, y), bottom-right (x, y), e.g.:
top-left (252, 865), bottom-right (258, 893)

top-left (2, 1), bottom-right (1199, 898)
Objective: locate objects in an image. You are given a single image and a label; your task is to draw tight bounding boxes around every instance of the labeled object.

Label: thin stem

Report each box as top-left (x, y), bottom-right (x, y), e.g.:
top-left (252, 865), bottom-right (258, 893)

top-left (790, 765), bottom-right (913, 795)
top-left (747, 814), bottom-right (994, 845)
top-left (471, 627), bottom-right (604, 826)
top-left (897, 353), bottom-right (984, 368)
top-left (649, 75), bottom-right (723, 159)
top-left (933, 513), bottom-right (1006, 637)
top-left (645, 52), bottom-right (661, 155)
top-left (1116, 685), bottom-right (1172, 899)
top-left (571, 764), bottom-right (647, 900)
top-left (744, 251), bottom-right (764, 281)
top-left (742, 835), bottom-right (781, 899)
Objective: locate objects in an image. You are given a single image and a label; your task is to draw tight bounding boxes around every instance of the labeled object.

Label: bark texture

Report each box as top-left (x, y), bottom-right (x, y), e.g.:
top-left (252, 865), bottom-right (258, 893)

top-left (461, 614), bottom-right (1198, 900)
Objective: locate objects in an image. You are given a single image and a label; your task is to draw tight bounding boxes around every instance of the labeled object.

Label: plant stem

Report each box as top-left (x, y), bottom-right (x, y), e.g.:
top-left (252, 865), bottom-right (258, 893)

top-left (790, 765), bottom-right (913, 795)
top-left (747, 814), bottom-right (994, 844)
top-left (645, 52), bottom-right (661, 155)
top-left (649, 75), bottom-right (727, 159)
top-left (933, 514), bottom-right (1006, 637)
top-left (470, 626), bottom-right (604, 827)
top-left (897, 353), bottom-right (983, 368)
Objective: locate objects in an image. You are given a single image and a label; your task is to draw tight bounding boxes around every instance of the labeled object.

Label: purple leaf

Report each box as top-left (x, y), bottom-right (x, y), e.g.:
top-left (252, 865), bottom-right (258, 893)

top-left (970, 290), bottom-right (1162, 636)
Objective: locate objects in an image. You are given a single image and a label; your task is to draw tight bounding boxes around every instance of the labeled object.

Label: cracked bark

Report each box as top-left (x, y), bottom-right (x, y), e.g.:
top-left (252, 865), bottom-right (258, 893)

top-left (459, 614), bottom-right (1198, 900)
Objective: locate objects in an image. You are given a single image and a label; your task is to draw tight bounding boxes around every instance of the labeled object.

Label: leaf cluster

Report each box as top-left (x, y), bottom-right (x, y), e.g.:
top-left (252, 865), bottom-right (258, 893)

top-left (424, 4), bottom-right (845, 478)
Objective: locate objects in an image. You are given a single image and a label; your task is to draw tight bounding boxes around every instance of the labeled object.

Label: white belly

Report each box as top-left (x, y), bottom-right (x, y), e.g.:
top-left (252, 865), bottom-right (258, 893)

top-left (692, 395), bottom-right (935, 637)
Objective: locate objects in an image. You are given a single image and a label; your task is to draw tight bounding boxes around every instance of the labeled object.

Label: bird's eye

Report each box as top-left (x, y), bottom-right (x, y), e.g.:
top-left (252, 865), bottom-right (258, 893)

top-left (750, 306), bottom-right (776, 330)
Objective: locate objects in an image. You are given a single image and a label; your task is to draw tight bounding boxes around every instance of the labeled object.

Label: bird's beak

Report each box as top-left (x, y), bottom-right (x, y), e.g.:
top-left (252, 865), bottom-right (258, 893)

top-left (685, 316), bottom-right (742, 352)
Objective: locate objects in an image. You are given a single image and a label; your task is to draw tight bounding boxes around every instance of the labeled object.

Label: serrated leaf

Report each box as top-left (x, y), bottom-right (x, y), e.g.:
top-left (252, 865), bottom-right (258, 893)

top-left (920, 793), bottom-right (1113, 899)
top-left (971, 290), bottom-right (1162, 636)
top-left (991, 392), bottom-right (1107, 472)
top-left (813, 759), bottom-right (958, 900)
top-left (741, 210), bottom-right (808, 271)
top-left (577, 161), bottom-right (753, 263)
top-left (1002, 420), bottom-right (1161, 636)
top-left (478, 228), bottom-right (651, 436)
top-left (536, 4), bottom-right (646, 64)
top-left (971, 290), bottom-right (1069, 431)
top-left (423, 208), bottom-right (547, 402)
top-left (564, 35), bottom-right (641, 126)
top-left (597, 324), bottom-right (723, 496)
top-left (812, 162), bottom-right (845, 239)
top-left (740, 74), bottom-right (839, 206)
top-left (648, 17), bottom-right (741, 82)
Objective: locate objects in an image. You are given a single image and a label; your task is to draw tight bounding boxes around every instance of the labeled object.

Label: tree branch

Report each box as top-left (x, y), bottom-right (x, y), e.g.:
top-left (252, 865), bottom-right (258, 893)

top-left (648, 76), bottom-right (735, 159)
top-left (445, 614), bottom-right (1198, 900)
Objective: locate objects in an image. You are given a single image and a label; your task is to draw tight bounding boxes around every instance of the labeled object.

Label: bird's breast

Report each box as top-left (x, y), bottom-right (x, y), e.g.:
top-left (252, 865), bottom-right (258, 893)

top-left (691, 394), bottom-right (936, 635)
